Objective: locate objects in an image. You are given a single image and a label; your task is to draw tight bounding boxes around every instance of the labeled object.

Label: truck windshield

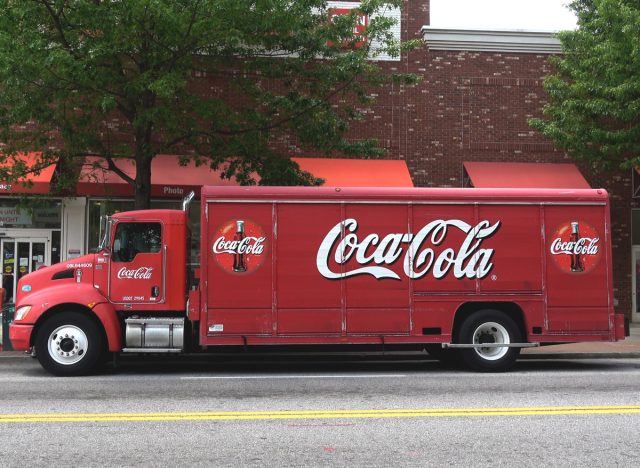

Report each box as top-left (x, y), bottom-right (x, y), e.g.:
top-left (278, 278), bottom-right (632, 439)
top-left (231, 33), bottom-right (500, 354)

top-left (98, 216), bottom-right (112, 251)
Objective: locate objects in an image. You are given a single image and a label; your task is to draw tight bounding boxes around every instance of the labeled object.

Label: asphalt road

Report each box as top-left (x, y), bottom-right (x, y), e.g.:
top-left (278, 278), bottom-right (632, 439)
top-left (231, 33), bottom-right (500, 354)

top-left (0, 354), bottom-right (639, 467)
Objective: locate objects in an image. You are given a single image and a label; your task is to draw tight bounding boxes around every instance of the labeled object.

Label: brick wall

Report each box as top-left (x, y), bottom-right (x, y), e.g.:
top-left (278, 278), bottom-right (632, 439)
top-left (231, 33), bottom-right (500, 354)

top-left (104, 0), bottom-right (636, 318)
top-left (288, 1), bottom-right (636, 317)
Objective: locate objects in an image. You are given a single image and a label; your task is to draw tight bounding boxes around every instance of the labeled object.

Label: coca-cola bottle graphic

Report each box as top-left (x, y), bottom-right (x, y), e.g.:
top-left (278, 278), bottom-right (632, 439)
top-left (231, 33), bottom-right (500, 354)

top-left (570, 221), bottom-right (584, 272)
top-left (233, 220), bottom-right (247, 272)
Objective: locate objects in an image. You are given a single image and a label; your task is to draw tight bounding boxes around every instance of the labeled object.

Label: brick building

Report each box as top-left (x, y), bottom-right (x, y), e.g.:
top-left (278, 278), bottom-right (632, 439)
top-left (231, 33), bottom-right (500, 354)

top-left (309, 1), bottom-right (636, 322)
top-left (1, 1), bottom-right (637, 323)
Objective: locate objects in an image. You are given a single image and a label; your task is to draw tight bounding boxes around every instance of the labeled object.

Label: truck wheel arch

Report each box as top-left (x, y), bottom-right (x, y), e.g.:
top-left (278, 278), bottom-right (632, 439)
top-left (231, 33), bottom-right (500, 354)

top-left (453, 302), bottom-right (527, 343)
top-left (31, 303), bottom-right (121, 353)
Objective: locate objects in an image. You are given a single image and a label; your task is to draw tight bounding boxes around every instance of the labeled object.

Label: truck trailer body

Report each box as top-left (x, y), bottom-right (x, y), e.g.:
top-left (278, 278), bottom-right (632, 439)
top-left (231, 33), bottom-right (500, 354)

top-left (10, 186), bottom-right (627, 375)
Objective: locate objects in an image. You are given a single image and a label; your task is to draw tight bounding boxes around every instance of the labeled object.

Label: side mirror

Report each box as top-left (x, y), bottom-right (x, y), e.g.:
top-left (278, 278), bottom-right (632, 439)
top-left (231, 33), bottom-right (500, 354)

top-left (98, 215), bottom-right (114, 253)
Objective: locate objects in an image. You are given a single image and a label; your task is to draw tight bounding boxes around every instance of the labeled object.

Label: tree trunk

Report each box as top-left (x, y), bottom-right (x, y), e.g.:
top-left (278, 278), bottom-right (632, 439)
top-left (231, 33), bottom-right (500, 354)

top-left (134, 119), bottom-right (154, 210)
top-left (134, 154), bottom-right (152, 210)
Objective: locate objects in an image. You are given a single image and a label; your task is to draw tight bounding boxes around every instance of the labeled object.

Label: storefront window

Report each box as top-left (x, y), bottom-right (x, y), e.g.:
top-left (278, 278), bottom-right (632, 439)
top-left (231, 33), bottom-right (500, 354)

top-left (633, 210), bottom-right (640, 245)
top-left (631, 210), bottom-right (640, 320)
top-left (0, 199), bottom-right (62, 229)
top-left (51, 230), bottom-right (61, 265)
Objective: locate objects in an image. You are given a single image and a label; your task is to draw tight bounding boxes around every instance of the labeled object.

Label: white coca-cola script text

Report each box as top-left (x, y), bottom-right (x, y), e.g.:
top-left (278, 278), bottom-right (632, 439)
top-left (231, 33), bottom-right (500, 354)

top-left (550, 237), bottom-right (599, 256)
top-left (316, 218), bottom-right (500, 280)
top-left (212, 237), bottom-right (266, 255)
top-left (117, 267), bottom-right (154, 280)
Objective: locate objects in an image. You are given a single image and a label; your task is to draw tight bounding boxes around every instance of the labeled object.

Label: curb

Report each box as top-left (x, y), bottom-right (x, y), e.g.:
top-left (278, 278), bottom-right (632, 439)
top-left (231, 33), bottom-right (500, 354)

top-left (520, 352), bottom-right (640, 360)
top-left (0, 352), bottom-right (28, 358)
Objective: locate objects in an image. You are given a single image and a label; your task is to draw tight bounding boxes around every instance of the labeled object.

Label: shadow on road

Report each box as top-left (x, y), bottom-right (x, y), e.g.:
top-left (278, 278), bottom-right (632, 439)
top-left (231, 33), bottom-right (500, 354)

top-left (7, 350), bottom-right (637, 377)
top-left (87, 353), bottom-right (636, 376)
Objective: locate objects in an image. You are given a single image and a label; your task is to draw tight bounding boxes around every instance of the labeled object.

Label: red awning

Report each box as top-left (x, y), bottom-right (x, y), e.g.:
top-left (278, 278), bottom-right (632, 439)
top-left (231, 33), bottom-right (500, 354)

top-left (294, 158), bottom-right (413, 187)
top-left (77, 156), bottom-right (238, 198)
top-left (463, 162), bottom-right (590, 189)
top-left (0, 152), bottom-right (57, 195)
top-left (77, 155), bottom-right (413, 198)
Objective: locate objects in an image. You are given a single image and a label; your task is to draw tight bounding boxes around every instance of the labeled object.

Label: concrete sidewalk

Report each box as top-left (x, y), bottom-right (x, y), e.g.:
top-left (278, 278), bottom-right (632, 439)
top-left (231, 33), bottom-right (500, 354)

top-left (520, 323), bottom-right (640, 359)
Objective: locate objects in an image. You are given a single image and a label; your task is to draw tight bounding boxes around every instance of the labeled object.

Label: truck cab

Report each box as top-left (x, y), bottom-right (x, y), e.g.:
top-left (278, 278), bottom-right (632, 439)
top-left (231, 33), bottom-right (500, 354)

top-left (96, 209), bottom-right (188, 310)
top-left (9, 208), bottom-right (190, 376)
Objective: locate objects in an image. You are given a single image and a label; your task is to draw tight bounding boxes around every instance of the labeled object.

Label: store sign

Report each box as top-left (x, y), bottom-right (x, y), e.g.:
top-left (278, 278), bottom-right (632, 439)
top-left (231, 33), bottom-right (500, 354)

top-left (0, 207), bottom-right (32, 226)
top-left (33, 206), bottom-right (61, 225)
top-left (163, 186), bottom-right (185, 196)
top-left (327, 1), bottom-right (401, 61)
top-left (328, 7), bottom-right (369, 49)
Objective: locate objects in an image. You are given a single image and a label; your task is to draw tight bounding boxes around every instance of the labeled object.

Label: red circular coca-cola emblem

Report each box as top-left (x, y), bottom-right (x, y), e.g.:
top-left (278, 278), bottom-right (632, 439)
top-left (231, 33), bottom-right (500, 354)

top-left (212, 219), bottom-right (268, 274)
top-left (549, 221), bottom-right (602, 274)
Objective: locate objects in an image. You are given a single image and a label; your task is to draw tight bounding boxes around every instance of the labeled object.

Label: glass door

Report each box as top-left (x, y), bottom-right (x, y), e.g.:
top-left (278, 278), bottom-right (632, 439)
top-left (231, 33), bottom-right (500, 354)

top-left (633, 247), bottom-right (640, 324)
top-left (1, 237), bottom-right (49, 304)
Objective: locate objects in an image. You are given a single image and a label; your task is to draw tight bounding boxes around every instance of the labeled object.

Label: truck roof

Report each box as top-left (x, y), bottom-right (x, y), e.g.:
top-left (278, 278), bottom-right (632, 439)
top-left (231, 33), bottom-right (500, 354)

top-left (201, 186), bottom-right (608, 204)
top-left (111, 209), bottom-right (187, 223)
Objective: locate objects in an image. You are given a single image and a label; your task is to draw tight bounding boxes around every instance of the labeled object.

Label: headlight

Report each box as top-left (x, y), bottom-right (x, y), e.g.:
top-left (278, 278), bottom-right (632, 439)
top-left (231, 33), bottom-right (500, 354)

top-left (14, 305), bottom-right (32, 322)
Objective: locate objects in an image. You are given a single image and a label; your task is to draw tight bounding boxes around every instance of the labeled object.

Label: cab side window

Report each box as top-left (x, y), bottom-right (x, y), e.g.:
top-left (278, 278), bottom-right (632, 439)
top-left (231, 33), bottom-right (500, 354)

top-left (112, 222), bottom-right (161, 263)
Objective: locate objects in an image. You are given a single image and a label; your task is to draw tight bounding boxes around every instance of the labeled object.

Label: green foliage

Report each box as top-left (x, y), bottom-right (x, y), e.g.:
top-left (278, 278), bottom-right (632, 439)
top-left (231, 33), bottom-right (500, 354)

top-left (0, 0), bottom-right (418, 208)
top-left (530, 0), bottom-right (640, 171)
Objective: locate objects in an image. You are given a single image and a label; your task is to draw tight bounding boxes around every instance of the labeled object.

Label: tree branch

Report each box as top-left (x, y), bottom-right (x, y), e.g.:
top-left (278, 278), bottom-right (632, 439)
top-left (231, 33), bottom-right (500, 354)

top-left (33, 0), bottom-right (79, 59)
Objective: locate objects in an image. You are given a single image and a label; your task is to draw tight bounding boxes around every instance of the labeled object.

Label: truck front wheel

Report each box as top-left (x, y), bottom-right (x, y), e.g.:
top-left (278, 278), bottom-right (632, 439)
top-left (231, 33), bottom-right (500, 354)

top-left (458, 310), bottom-right (522, 372)
top-left (35, 312), bottom-right (103, 376)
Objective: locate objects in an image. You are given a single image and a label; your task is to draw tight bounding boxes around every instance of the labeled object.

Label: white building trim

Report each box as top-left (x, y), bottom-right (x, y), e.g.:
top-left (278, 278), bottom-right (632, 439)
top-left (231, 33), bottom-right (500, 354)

top-left (421, 27), bottom-right (562, 54)
top-left (61, 197), bottom-right (87, 261)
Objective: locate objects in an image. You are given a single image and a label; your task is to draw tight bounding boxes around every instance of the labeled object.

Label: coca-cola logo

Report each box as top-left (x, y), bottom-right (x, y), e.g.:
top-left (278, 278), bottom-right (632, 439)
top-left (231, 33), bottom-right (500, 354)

top-left (117, 267), bottom-right (154, 280)
top-left (212, 219), bottom-right (268, 274)
top-left (317, 218), bottom-right (500, 280)
top-left (550, 221), bottom-right (602, 274)
top-left (213, 237), bottom-right (266, 256)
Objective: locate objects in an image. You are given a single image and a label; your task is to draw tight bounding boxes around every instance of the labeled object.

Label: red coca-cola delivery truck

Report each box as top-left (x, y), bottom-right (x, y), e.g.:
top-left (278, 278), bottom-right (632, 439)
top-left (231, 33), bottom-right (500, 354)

top-left (10, 186), bottom-right (628, 375)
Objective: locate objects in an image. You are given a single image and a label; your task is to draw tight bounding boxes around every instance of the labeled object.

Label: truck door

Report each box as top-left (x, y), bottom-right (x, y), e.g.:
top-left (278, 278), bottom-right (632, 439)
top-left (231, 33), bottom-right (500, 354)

top-left (108, 221), bottom-right (165, 305)
top-left (544, 206), bottom-right (610, 332)
top-left (206, 203), bottom-right (273, 336)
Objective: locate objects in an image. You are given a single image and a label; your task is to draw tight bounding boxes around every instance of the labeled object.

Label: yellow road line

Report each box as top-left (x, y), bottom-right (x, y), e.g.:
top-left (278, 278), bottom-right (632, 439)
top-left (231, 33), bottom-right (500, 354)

top-left (1, 406), bottom-right (639, 423)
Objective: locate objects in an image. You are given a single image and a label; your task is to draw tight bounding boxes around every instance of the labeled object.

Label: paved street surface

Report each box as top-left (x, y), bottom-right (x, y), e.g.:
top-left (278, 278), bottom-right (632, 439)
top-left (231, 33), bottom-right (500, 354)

top-left (0, 354), bottom-right (639, 467)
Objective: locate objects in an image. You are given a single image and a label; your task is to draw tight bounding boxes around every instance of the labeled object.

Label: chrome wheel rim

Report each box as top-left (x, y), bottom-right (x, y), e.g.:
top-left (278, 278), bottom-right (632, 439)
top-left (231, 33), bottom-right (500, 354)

top-left (472, 321), bottom-right (510, 361)
top-left (47, 325), bottom-right (89, 366)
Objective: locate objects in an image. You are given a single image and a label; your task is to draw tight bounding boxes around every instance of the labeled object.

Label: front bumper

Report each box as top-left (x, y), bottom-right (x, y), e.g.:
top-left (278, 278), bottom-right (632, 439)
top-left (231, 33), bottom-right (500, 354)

top-left (9, 323), bottom-right (34, 351)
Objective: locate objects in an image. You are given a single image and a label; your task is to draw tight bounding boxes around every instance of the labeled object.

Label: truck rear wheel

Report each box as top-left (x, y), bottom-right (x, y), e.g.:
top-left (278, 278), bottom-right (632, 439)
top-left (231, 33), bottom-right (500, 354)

top-left (458, 310), bottom-right (522, 372)
top-left (35, 312), bottom-right (103, 376)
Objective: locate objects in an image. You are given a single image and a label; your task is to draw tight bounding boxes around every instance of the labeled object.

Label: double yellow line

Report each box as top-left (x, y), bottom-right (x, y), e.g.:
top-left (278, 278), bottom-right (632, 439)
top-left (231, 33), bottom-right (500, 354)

top-left (1, 406), bottom-right (639, 423)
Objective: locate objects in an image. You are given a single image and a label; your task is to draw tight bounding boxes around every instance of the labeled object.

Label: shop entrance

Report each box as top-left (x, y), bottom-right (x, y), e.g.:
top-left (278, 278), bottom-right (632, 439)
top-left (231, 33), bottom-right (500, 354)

top-left (633, 246), bottom-right (640, 324)
top-left (1, 233), bottom-right (50, 304)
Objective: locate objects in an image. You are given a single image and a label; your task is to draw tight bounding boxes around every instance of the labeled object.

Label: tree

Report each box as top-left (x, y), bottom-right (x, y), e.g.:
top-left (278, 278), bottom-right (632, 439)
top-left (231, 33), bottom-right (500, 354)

top-left (530, 0), bottom-right (640, 172)
top-left (0, 0), bottom-right (418, 208)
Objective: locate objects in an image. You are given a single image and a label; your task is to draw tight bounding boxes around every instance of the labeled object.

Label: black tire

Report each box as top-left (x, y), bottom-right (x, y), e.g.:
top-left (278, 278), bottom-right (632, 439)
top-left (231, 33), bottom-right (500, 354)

top-left (458, 310), bottom-right (522, 372)
top-left (35, 312), bottom-right (104, 376)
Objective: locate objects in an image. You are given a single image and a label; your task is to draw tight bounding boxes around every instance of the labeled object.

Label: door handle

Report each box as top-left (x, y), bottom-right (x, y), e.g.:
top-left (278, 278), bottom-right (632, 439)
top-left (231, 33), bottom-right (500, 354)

top-left (151, 286), bottom-right (159, 297)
